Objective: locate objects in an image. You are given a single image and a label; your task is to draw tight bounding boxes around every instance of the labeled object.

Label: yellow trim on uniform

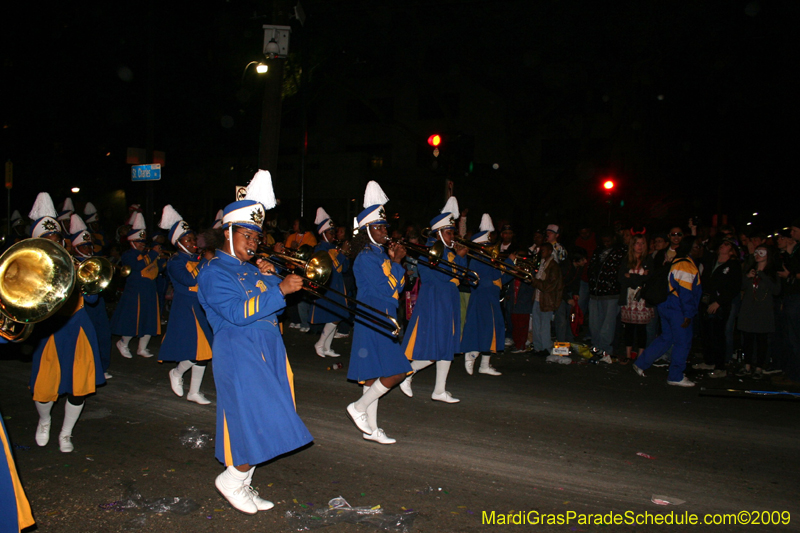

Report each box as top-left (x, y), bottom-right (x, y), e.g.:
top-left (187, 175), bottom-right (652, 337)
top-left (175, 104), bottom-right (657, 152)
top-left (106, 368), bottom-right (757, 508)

top-left (489, 306), bottom-right (497, 352)
top-left (404, 319), bottom-right (419, 360)
top-left (223, 413), bottom-right (233, 466)
top-left (286, 355), bottom-right (297, 409)
top-left (193, 309), bottom-right (213, 361)
top-left (0, 420), bottom-right (34, 530)
top-left (32, 336), bottom-right (61, 403)
top-left (72, 327), bottom-right (96, 397)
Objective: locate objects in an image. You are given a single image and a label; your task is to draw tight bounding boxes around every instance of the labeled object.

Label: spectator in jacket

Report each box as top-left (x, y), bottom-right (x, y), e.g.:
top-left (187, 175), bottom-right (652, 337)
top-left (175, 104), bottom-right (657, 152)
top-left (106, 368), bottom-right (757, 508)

top-left (694, 239), bottom-right (743, 378)
top-left (554, 250), bottom-right (587, 342)
top-left (617, 235), bottom-right (654, 364)
top-left (653, 226), bottom-right (685, 266)
top-left (737, 245), bottom-right (781, 379)
top-left (587, 228), bottom-right (626, 356)
top-left (633, 241), bottom-right (702, 387)
top-left (529, 243), bottom-right (564, 356)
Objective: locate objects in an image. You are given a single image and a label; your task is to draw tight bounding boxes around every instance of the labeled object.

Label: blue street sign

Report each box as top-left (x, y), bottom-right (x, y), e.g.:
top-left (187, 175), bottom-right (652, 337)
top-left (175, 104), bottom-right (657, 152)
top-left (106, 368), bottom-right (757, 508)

top-left (131, 164), bottom-right (162, 181)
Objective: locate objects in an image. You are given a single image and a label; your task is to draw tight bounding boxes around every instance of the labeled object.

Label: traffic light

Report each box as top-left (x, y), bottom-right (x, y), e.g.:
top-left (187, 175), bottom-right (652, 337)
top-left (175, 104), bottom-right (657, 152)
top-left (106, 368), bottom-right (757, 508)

top-left (603, 179), bottom-right (615, 191)
top-left (427, 134), bottom-right (442, 147)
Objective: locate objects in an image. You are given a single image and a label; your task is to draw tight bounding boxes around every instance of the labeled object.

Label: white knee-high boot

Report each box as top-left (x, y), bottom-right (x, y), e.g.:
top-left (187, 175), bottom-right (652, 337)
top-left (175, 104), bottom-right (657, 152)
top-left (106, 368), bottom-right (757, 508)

top-left (59, 400), bottom-right (84, 452)
top-left (431, 360), bottom-right (459, 403)
top-left (322, 323), bottom-right (340, 357)
top-left (244, 466), bottom-right (274, 511)
top-left (169, 360), bottom-right (194, 396)
top-left (399, 360), bottom-right (433, 397)
top-left (137, 335), bottom-right (153, 358)
top-left (186, 364), bottom-right (211, 405)
top-left (35, 401), bottom-right (54, 446)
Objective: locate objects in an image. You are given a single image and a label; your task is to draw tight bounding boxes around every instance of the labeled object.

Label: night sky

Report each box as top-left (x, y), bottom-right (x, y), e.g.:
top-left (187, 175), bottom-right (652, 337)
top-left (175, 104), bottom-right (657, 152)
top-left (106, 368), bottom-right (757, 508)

top-left (3, 0), bottom-right (797, 235)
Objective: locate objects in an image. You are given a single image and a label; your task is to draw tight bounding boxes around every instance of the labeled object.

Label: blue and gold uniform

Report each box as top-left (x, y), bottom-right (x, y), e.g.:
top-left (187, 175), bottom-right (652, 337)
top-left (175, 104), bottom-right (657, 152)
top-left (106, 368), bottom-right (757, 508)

top-left (0, 406), bottom-right (35, 533)
top-left (110, 247), bottom-right (162, 337)
top-left (160, 251), bottom-right (212, 362)
top-left (402, 238), bottom-right (467, 362)
top-left (347, 243), bottom-right (411, 382)
top-left (198, 250), bottom-right (312, 467)
top-left (29, 283), bottom-right (105, 402)
top-left (460, 258), bottom-right (511, 354)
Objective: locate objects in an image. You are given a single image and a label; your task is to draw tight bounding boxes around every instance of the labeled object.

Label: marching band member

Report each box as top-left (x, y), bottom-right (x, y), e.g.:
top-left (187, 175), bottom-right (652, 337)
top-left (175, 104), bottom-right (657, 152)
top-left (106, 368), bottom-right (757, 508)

top-left (310, 207), bottom-right (350, 358)
top-left (56, 197), bottom-right (74, 239)
top-left (159, 205), bottom-right (214, 405)
top-left (345, 181), bottom-right (411, 444)
top-left (70, 214), bottom-right (113, 380)
top-left (212, 208), bottom-right (224, 229)
top-left (462, 214), bottom-right (510, 376)
top-left (399, 196), bottom-right (468, 403)
top-left (110, 212), bottom-right (161, 358)
top-left (197, 171), bottom-right (310, 514)
top-left (83, 201), bottom-right (106, 255)
top-left (28, 193), bottom-right (105, 453)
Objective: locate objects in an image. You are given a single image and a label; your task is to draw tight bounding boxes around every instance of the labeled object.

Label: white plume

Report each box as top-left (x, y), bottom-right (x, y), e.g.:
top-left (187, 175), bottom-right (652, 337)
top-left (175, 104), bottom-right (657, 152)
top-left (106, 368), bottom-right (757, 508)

top-left (245, 170), bottom-right (277, 209)
top-left (84, 202), bottom-right (97, 216)
top-left (440, 196), bottom-right (460, 219)
top-left (314, 207), bottom-right (330, 225)
top-left (130, 212), bottom-right (146, 231)
top-left (29, 192), bottom-right (58, 220)
top-left (69, 214), bottom-right (88, 234)
top-left (159, 204), bottom-right (183, 230)
top-left (363, 180), bottom-right (389, 208)
top-left (479, 213), bottom-right (495, 233)
top-left (61, 197), bottom-right (75, 213)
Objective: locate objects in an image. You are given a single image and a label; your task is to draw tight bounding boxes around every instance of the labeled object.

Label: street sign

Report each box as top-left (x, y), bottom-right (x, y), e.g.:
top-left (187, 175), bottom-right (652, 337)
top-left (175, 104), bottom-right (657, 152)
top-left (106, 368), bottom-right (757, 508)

top-left (131, 164), bottom-right (161, 181)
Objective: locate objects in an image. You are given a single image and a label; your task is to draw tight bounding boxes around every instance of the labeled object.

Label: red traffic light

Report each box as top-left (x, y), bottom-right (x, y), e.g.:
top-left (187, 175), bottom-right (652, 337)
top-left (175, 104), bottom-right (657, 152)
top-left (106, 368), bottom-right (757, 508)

top-left (427, 134), bottom-right (442, 147)
top-left (603, 180), bottom-right (615, 191)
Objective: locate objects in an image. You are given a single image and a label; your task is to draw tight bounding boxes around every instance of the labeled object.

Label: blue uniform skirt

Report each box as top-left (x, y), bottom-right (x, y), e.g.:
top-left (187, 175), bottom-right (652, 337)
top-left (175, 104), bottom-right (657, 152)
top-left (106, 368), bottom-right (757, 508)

top-left (402, 281), bottom-right (461, 361)
top-left (460, 288), bottom-right (504, 353)
top-left (29, 310), bottom-right (105, 402)
top-left (110, 277), bottom-right (161, 337)
top-left (347, 301), bottom-right (411, 382)
top-left (212, 328), bottom-right (312, 466)
top-left (84, 296), bottom-right (111, 372)
top-left (159, 294), bottom-right (213, 362)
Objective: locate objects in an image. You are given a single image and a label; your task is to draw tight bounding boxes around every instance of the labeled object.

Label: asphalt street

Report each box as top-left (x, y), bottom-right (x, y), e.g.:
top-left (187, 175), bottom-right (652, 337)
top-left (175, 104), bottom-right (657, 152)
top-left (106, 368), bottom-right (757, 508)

top-left (1, 328), bottom-right (798, 533)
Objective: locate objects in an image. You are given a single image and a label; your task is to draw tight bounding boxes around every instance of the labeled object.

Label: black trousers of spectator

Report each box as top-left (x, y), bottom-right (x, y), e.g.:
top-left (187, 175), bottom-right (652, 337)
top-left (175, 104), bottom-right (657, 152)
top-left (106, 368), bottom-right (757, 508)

top-left (623, 322), bottom-right (647, 352)
top-left (702, 307), bottom-right (730, 370)
top-left (742, 331), bottom-right (768, 369)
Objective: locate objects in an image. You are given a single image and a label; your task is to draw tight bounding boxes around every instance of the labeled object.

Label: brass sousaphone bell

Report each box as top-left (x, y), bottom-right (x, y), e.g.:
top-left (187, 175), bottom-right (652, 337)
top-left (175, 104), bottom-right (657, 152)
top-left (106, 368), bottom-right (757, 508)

top-left (0, 238), bottom-right (76, 341)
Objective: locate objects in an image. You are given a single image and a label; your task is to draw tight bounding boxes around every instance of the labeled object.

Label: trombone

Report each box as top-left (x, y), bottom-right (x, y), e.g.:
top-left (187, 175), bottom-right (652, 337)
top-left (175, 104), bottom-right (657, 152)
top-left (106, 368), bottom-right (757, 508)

top-left (392, 236), bottom-right (479, 286)
top-left (255, 246), bottom-right (402, 338)
top-left (450, 235), bottom-right (535, 283)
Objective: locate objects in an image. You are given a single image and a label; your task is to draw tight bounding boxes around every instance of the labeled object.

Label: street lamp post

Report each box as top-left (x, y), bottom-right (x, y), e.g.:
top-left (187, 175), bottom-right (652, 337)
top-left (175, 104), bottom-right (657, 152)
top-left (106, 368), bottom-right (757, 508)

top-left (258, 25), bottom-right (291, 202)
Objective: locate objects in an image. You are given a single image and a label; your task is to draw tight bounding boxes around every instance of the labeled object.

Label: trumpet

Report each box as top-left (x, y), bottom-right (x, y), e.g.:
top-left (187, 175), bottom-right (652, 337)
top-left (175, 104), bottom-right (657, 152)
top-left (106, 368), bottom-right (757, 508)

top-left (0, 238), bottom-right (77, 341)
top-left (257, 246), bottom-right (401, 337)
top-left (409, 231), bottom-right (480, 286)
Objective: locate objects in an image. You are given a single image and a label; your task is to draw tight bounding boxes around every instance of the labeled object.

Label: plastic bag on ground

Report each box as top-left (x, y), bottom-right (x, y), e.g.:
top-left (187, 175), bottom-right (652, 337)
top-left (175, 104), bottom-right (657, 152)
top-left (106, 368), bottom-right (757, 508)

top-left (285, 496), bottom-right (417, 532)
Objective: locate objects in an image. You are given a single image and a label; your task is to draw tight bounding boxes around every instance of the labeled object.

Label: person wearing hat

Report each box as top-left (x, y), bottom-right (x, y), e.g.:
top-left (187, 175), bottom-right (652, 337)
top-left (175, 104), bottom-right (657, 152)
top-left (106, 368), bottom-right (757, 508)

top-left (70, 213), bottom-right (113, 380)
top-left (694, 239), bottom-right (742, 378)
top-left (110, 211), bottom-right (162, 358)
top-left (545, 224), bottom-right (567, 263)
top-left (150, 229), bottom-right (170, 324)
top-left (399, 196), bottom-right (468, 403)
top-left (197, 170), bottom-right (310, 514)
top-left (158, 205), bottom-right (214, 405)
top-left (461, 214), bottom-right (511, 376)
top-left (83, 201), bottom-right (106, 254)
top-left (309, 207), bottom-right (350, 358)
top-left (344, 181), bottom-right (411, 444)
top-left (56, 197), bottom-right (74, 241)
top-left (27, 193), bottom-right (105, 453)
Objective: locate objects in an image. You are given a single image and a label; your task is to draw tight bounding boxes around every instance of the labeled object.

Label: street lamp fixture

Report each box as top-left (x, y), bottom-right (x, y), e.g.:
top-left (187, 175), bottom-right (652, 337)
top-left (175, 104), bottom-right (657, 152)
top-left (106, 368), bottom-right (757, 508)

top-left (71, 187), bottom-right (80, 193)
